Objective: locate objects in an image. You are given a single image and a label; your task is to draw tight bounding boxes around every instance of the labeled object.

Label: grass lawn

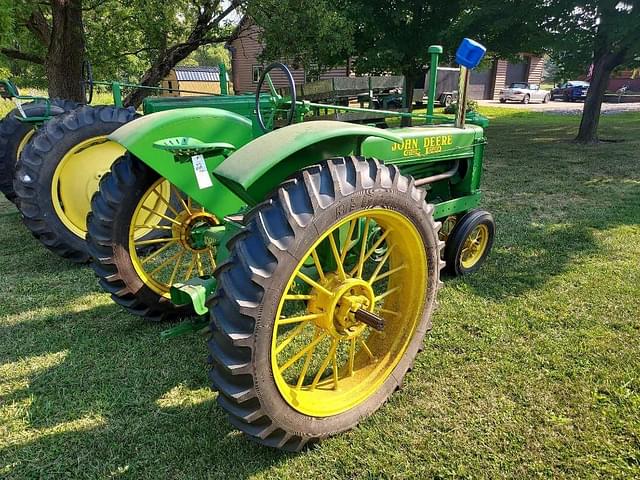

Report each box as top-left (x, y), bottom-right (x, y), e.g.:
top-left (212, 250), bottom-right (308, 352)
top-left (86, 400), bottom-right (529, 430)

top-left (1, 108), bottom-right (639, 478)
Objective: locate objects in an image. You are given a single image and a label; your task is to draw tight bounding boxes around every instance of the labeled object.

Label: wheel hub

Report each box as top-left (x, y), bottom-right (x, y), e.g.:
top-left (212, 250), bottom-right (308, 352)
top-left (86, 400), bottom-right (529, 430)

top-left (308, 274), bottom-right (375, 339)
top-left (173, 210), bottom-right (219, 252)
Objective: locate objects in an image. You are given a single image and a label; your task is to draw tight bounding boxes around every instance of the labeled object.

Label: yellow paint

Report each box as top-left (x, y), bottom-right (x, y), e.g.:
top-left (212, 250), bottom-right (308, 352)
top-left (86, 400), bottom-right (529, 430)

top-left (51, 137), bottom-right (125, 239)
top-left (460, 224), bottom-right (489, 269)
top-left (271, 208), bottom-right (428, 417)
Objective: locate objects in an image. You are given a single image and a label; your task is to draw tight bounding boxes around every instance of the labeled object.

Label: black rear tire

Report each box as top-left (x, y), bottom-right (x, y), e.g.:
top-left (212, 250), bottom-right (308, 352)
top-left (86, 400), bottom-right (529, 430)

top-left (208, 156), bottom-right (444, 450)
top-left (444, 209), bottom-right (495, 276)
top-left (0, 99), bottom-right (77, 204)
top-left (14, 105), bottom-right (137, 263)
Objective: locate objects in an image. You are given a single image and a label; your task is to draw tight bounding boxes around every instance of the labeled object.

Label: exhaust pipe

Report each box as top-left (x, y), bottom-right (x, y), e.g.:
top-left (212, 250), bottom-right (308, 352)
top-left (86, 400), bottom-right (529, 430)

top-left (454, 38), bottom-right (487, 129)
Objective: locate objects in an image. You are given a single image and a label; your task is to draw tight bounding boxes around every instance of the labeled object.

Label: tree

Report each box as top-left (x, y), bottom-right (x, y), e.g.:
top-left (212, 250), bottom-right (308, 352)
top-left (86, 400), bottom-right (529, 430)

top-left (549, 1), bottom-right (640, 143)
top-left (249, 0), bottom-right (553, 124)
top-left (0, 0), bottom-right (244, 106)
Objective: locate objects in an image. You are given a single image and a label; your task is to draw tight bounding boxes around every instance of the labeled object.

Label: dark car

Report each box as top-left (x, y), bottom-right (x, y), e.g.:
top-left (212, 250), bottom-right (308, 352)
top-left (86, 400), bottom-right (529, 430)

top-left (550, 81), bottom-right (590, 102)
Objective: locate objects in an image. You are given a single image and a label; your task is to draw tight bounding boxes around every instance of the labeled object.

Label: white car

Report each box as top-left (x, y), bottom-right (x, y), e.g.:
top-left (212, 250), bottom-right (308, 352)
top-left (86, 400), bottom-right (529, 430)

top-left (499, 82), bottom-right (550, 104)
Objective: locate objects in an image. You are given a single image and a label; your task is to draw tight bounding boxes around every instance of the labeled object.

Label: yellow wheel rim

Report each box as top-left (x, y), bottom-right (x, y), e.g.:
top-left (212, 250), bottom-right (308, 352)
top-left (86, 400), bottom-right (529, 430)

top-left (271, 209), bottom-right (428, 417)
top-left (16, 129), bottom-right (35, 160)
top-left (51, 136), bottom-right (125, 238)
top-left (129, 178), bottom-right (218, 298)
top-left (460, 224), bottom-right (489, 269)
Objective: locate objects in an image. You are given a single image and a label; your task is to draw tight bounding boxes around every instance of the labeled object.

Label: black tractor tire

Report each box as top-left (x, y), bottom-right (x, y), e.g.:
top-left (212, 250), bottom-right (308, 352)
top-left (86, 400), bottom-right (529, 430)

top-left (14, 105), bottom-right (137, 263)
top-left (444, 209), bottom-right (495, 276)
top-left (207, 156), bottom-right (444, 450)
top-left (0, 99), bottom-right (77, 204)
top-left (86, 154), bottom-right (194, 322)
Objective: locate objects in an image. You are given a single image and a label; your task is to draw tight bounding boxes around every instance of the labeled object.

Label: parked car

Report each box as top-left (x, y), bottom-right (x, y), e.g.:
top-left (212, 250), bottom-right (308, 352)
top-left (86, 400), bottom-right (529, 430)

top-left (550, 81), bottom-right (589, 101)
top-left (499, 83), bottom-right (550, 104)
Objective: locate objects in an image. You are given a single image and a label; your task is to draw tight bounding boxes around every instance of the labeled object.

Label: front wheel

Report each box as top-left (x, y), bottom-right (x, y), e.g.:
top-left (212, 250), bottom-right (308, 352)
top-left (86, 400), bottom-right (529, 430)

top-left (543, 94), bottom-right (550, 103)
top-left (208, 156), bottom-right (444, 450)
top-left (444, 209), bottom-right (495, 276)
top-left (522, 95), bottom-right (530, 104)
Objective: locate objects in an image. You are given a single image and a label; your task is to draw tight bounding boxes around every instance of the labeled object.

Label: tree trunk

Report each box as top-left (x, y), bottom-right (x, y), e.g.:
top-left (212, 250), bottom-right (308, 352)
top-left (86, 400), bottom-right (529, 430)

top-left (401, 70), bottom-right (417, 127)
top-left (46, 0), bottom-right (85, 102)
top-left (575, 53), bottom-right (619, 144)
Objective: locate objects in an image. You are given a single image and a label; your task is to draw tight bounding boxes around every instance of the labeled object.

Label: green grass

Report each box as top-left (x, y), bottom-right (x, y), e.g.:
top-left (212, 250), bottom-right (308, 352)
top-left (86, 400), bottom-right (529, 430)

top-left (1, 109), bottom-right (640, 478)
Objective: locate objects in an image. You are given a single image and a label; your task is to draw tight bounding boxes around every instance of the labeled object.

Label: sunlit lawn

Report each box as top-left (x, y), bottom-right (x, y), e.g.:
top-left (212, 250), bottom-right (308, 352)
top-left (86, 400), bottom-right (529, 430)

top-left (0, 108), bottom-right (639, 478)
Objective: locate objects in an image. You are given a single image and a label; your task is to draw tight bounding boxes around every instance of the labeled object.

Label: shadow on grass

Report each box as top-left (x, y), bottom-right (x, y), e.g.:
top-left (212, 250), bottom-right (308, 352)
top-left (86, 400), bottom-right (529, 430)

top-left (0, 304), bottom-right (290, 478)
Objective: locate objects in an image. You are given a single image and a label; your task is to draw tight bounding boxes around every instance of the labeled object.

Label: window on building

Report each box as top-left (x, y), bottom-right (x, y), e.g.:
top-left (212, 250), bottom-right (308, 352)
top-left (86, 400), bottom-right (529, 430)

top-left (252, 65), bottom-right (264, 83)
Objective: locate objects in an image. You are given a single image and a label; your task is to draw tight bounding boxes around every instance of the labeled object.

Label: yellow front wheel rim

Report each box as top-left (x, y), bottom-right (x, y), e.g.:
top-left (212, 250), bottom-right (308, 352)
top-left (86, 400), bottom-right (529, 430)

top-left (51, 136), bottom-right (125, 238)
top-left (271, 209), bottom-right (428, 417)
top-left (129, 178), bottom-right (219, 298)
top-left (460, 224), bottom-right (489, 269)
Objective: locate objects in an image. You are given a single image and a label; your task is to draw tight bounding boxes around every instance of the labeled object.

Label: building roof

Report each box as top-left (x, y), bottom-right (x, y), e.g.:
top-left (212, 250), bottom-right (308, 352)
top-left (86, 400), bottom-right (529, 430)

top-left (173, 66), bottom-right (229, 82)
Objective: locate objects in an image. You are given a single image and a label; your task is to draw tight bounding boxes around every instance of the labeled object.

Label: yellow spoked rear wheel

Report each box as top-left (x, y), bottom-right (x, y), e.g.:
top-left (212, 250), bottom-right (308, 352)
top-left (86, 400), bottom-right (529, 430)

top-left (208, 157), bottom-right (442, 451)
top-left (51, 136), bottom-right (125, 238)
top-left (129, 178), bottom-right (219, 298)
top-left (272, 209), bottom-right (427, 417)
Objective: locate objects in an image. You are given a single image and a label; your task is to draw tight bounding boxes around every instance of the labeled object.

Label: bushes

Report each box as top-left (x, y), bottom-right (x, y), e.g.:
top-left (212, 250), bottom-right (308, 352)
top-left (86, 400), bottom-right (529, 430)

top-left (444, 99), bottom-right (479, 114)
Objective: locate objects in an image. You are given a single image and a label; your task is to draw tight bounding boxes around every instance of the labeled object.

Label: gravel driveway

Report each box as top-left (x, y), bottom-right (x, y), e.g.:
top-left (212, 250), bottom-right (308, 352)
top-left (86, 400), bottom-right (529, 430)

top-left (479, 99), bottom-right (640, 115)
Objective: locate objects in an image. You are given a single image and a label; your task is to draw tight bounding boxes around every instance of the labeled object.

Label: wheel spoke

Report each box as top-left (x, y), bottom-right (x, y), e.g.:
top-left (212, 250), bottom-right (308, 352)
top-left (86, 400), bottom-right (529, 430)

top-left (168, 250), bottom-right (185, 287)
top-left (207, 250), bottom-right (217, 271)
top-left (277, 313), bottom-right (324, 326)
top-left (348, 337), bottom-right (356, 376)
top-left (351, 228), bottom-right (392, 277)
top-left (284, 294), bottom-right (314, 301)
top-left (310, 339), bottom-right (339, 390)
top-left (139, 205), bottom-right (181, 226)
top-left (195, 252), bottom-right (204, 276)
top-left (280, 331), bottom-right (328, 374)
top-left (171, 184), bottom-right (191, 214)
top-left (355, 218), bottom-right (371, 278)
top-left (328, 232), bottom-right (346, 279)
top-left (296, 271), bottom-right (332, 296)
top-left (340, 219), bottom-right (358, 262)
top-left (149, 250), bottom-right (183, 278)
top-left (370, 263), bottom-right (406, 284)
top-left (296, 327), bottom-right (322, 388)
top-left (134, 224), bottom-right (173, 231)
top-left (331, 351), bottom-right (339, 390)
top-left (184, 255), bottom-right (196, 281)
top-left (375, 285), bottom-right (400, 303)
top-left (134, 236), bottom-right (179, 247)
top-left (360, 339), bottom-right (375, 361)
top-left (310, 249), bottom-right (326, 283)
top-left (368, 245), bottom-right (395, 284)
top-left (153, 185), bottom-right (180, 217)
top-left (275, 321), bottom-right (310, 355)
top-left (378, 308), bottom-right (400, 317)
top-left (140, 240), bottom-right (177, 265)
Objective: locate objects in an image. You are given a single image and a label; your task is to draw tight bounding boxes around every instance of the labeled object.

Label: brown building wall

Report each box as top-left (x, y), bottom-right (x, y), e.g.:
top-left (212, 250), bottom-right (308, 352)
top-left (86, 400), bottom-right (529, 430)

top-left (228, 21), bottom-right (348, 93)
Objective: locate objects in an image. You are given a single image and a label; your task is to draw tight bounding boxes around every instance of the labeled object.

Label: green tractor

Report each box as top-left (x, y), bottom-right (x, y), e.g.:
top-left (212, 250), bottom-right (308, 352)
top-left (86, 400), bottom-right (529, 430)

top-left (86, 38), bottom-right (496, 449)
top-left (3, 65), bottom-right (285, 263)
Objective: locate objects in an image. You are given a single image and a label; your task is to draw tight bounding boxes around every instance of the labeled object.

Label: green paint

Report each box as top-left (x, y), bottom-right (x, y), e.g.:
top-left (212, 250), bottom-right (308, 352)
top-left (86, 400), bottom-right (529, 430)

top-left (427, 45), bottom-right (443, 121)
top-left (169, 276), bottom-right (217, 317)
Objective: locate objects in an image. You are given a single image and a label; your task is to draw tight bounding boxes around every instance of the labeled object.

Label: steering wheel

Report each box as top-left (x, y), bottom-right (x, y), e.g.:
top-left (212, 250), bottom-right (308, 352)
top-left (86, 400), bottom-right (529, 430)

top-left (81, 59), bottom-right (94, 105)
top-left (255, 62), bottom-right (297, 132)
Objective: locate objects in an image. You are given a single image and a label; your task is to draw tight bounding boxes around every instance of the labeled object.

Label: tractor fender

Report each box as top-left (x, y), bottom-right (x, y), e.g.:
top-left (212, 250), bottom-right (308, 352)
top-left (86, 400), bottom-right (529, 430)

top-left (108, 107), bottom-right (254, 218)
top-left (213, 120), bottom-right (403, 204)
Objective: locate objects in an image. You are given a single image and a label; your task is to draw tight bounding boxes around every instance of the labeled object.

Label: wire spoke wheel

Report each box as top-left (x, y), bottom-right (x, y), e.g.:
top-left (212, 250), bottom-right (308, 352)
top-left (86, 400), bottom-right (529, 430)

top-left (129, 179), bottom-right (219, 298)
top-left (272, 209), bottom-right (426, 416)
top-left (208, 156), bottom-right (443, 450)
top-left (87, 153), bottom-right (217, 321)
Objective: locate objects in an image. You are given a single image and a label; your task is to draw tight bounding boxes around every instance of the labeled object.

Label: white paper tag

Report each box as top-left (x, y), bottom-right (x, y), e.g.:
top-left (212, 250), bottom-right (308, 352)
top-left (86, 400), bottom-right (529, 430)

top-left (191, 154), bottom-right (213, 189)
top-left (14, 99), bottom-right (26, 119)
